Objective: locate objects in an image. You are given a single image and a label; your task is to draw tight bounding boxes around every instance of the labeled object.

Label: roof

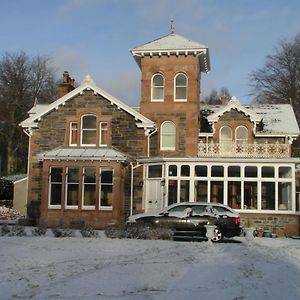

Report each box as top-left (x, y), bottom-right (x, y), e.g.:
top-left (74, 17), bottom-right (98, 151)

top-left (2, 174), bottom-right (27, 183)
top-left (202, 100), bottom-right (300, 136)
top-left (36, 147), bottom-right (127, 162)
top-left (130, 33), bottom-right (210, 72)
top-left (20, 75), bottom-right (155, 130)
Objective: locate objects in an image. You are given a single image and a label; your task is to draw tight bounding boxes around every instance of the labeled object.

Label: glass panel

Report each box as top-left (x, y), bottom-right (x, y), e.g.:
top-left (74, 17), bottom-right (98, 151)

top-left (228, 181), bottom-right (241, 209)
top-left (180, 180), bottom-right (189, 202)
top-left (278, 182), bottom-right (292, 210)
top-left (101, 169), bottom-right (113, 184)
top-left (83, 185), bottom-right (96, 206)
top-left (149, 165), bottom-right (162, 178)
top-left (211, 166), bottom-right (224, 177)
top-left (82, 115), bottom-right (96, 128)
top-left (153, 74), bottom-right (164, 86)
top-left (169, 165), bottom-right (177, 176)
top-left (161, 122), bottom-right (175, 149)
top-left (51, 167), bottom-right (62, 182)
top-left (153, 87), bottom-right (164, 100)
top-left (245, 166), bottom-right (257, 177)
top-left (84, 167), bottom-right (96, 183)
top-left (279, 167), bottom-right (292, 178)
top-left (100, 122), bottom-right (108, 145)
top-left (176, 74), bottom-right (187, 86)
top-left (236, 126), bottom-right (248, 143)
top-left (176, 87), bottom-right (187, 99)
top-left (101, 185), bottom-right (113, 207)
top-left (220, 126), bottom-right (232, 140)
top-left (195, 165), bottom-right (207, 177)
top-left (68, 168), bottom-right (79, 183)
top-left (70, 122), bottom-right (78, 145)
top-left (244, 182), bottom-right (257, 209)
top-left (262, 167), bottom-right (274, 178)
top-left (67, 184), bottom-right (79, 206)
top-left (163, 122), bottom-right (175, 134)
top-left (261, 182), bottom-right (275, 210)
top-left (181, 165), bottom-right (190, 176)
top-left (82, 130), bottom-right (96, 145)
top-left (228, 166), bottom-right (240, 177)
top-left (50, 184), bottom-right (62, 206)
top-left (168, 180), bottom-right (178, 205)
top-left (195, 181), bottom-right (207, 202)
top-left (211, 181), bottom-right (224, 204)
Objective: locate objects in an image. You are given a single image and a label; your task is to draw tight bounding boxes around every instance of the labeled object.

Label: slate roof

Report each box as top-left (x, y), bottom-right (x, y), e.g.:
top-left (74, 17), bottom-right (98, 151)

top-left (131, 33), bottom-right (210, 72)
top-left (36, 147), bottom-right (127, 161)
top-left (201, 103), bottom-right (300, 136)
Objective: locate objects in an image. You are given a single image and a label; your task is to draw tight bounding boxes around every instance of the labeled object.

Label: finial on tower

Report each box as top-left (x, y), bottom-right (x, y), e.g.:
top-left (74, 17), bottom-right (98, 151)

top-left (170, 18), bottom-right (175, 34)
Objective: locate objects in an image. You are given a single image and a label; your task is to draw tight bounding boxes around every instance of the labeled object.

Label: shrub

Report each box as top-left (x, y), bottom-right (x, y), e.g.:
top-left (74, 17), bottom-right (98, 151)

top-left (10, 225), bottom-right (27, 236)
top-left (51, 227), bottom-right (74, 238)
top-left (105, 223), bottom-right (174, 240)
top-left (80, 226), bottom-right (99, 238)
top-left (31, 226), bottom-right (47, 236)
top-left (1, 224), bottom-right (11, 236)
top-left (0, 178), bottom-right (13, 200)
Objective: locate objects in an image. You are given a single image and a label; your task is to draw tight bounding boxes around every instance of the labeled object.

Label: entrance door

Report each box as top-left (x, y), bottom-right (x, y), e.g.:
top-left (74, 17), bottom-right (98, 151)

top-left (145, 179), bottom-right (162, 212)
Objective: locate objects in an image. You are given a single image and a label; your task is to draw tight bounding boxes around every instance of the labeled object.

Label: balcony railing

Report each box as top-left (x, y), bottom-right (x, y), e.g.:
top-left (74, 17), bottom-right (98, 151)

top-left (197, 141), bottom-right (290, 158)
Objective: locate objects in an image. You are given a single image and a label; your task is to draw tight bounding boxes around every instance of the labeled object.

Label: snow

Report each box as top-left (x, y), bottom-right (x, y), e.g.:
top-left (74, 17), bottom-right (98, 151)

top-left (0, 231), bottom-right (300, 299)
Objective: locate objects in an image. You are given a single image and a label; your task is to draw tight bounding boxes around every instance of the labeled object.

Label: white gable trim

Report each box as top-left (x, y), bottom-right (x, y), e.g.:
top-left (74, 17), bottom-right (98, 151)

top-left (20, 75), bottom-right (155, 130)
top-left (207, 96), bottom-right (261, 123)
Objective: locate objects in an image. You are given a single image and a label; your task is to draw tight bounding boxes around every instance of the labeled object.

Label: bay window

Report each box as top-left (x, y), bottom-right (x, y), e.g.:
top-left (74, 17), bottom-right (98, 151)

top-left (100, 168), bottom-right (113, 208)
top-left (49, 167), bottom-right (63, 207)
top-left (82, 167), bottom-right (96, 207)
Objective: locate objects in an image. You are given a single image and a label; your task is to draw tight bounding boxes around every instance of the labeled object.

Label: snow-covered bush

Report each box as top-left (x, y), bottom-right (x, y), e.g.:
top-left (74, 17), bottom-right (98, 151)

top-left (31, 226), bottom-right (47, 236)
top-left (52, 227), bottom-right (74, 237)
top-left (1, 224), bottom-right (10, 236)
top-left (10, 225), bottom-right (27, 236)
top-left (80, 226), bottom-right (99, 238)
top-left (105, 223), bottom-right (174, 240)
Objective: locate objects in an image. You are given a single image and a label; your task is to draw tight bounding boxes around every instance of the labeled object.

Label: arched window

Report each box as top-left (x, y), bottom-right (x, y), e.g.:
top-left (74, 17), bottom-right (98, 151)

top-left (81, 114), bottom-right (96, 146)
top-left (161, 121), bottom-right (176, 150)
top-left (220, 126), bottom-right (232, 153)
top-left (174, 73), bottom-right (187, 101)
top-left (236, 126), bottom-right (248, 144)
top-left (151, 74), bottom-right (164, 101)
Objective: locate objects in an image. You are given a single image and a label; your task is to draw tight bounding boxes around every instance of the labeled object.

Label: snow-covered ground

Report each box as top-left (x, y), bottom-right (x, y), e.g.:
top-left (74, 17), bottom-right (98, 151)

top-left (0, 231), bottom-right (300, 300)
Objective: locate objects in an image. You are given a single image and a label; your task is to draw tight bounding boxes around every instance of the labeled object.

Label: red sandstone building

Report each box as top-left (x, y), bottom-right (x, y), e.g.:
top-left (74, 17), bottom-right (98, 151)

top-left (21, 28), bottom-right (300, 235)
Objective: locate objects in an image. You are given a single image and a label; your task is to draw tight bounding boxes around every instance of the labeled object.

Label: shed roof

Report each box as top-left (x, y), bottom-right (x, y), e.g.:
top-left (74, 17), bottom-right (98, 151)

top-left (36, 147), bottom-right (127, 161)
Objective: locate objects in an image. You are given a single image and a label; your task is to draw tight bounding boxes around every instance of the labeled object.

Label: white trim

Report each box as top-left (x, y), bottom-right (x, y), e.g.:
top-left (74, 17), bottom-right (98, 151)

top-left (69, 122), bottom-right (78, 146)
top-left (65, 167), bottom-right (79, 209)
top-left (160, 121), bottom-right (176, 151)
top-left (48, 167), bottom-right (62, 209)
top-left (99, 121), bottom-right (108, 147)
top-left (99, 167), bottom-right (114, 210)
top-left (80, 114), bottom-right (97, 147)
top-left (81, 167), bottom-right (96, 209)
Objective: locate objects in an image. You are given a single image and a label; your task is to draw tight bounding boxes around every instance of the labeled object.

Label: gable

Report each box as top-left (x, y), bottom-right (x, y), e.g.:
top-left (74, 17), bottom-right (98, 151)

top-left (20, 75), bottom-right (155, 131)
top-left (219, 109), bottom-right (251, 121)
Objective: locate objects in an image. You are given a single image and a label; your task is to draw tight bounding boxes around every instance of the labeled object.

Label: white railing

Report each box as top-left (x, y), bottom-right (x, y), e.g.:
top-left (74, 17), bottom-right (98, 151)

top-left (197, 141), bottom-right (290, 158)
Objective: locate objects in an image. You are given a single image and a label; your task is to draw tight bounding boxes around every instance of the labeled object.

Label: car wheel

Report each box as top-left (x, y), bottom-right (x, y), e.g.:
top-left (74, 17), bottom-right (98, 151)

top-left (211, 227), bottom-right (223, 242)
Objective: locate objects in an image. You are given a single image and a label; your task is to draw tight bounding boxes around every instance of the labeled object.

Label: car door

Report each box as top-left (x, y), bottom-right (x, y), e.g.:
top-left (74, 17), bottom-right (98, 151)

top-left (185, 205), bottom-right (210, 233)
top-left (156, 205), bottom-right (189, 229)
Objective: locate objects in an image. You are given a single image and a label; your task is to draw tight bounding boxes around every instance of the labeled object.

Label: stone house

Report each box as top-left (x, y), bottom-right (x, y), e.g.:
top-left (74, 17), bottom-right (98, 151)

top-left (21, 29), bottom-right (300, 235)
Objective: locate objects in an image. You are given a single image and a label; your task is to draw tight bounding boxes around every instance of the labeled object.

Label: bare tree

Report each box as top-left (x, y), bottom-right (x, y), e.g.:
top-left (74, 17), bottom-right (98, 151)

top-left (0, 51), bottom-right (57, 175)
top-left (249, 33), bottom-right (300, 107)
top-left (204, 87), bottom-right (231, 104)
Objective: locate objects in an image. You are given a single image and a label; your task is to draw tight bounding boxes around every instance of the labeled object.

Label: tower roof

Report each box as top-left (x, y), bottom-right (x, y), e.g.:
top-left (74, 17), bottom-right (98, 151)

top-left (130, 32), bottom-right (210, 72)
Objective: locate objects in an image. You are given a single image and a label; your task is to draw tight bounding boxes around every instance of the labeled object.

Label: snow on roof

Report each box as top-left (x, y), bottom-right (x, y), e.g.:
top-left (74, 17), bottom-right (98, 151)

top-left (27, 104), bottom-right (49, 116)
top-left (36, 147), bottom-right (127, 161)
top-left (202, 102), bottom-right (300, 136)
top-left (20, 75), bottom-right (155, 130)
top-left (131, 33), bottom-right (210, 72)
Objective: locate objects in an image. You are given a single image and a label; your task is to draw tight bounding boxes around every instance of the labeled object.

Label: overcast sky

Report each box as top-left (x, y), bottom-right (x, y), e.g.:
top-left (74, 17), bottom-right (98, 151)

top-left (1, 0), bottom-right (300, 105)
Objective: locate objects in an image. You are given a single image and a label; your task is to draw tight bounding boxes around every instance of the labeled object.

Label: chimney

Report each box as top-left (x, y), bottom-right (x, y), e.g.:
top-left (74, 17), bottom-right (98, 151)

top-left (58, 71), bottom-right (75, 98)
top-left (220, 95), bottom-right (227, 105)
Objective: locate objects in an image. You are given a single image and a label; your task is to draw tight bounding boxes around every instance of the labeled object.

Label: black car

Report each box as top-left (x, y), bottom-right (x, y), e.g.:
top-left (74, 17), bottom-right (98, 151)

top-left (127, 202), bottom-right (242, 242)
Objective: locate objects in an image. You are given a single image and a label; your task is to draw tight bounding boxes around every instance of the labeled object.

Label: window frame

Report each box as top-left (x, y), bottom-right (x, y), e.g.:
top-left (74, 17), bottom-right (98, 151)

top-left (80, 114), bottom-right (97, 147)
top-left (99, 121), bottom-right (109, 147)
top-left (48, 167), bottom-right (63, 209)
top-left (69, 122), bottom-right (78, 146)
top-left (151, 73), bottom-right (165, 102)
top-left (99, 168), bottom-right (114, 210)
top-left (82, 167), bottom-right (97, 209)
top-left (174, 73), bottom-right (188, 101)
top-left (235, 126), bottom-right (248, 144)
top-left (160, 121), bottom-right (176, 151)
top-left (65, 167), bottom-right (80, 209)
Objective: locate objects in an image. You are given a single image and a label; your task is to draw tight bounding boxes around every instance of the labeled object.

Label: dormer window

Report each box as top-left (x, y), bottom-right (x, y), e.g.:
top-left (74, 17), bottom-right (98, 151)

top-left (220, 126), bottom-right (232, 153)
top-left (174, 73), bottom-right (187, 101)
top-left (151, 74), bottom-right (164, 101)
top-left (236, 126), bottom-right (248, 144)
top-left (81, 114), bottom-right (96, 146)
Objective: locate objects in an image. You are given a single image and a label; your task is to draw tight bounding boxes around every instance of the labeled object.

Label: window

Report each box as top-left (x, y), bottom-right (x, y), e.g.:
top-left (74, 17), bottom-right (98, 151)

top-left (70, 122), bottom-right (78, 146)
top-left (262, 166), bottom-right (274, 178)
top-left (174, 73), bottom-right (187, 101)
top-left (148, 165), bottom-right (162, 178)
top-left (100, 168), bottom-right (113, 209)
top-left (220, 126), bottom-right (232, 153)
top-left (236, 126), bottom-right (248, 144)
top-left (49, 167), bottom-right (63, 207)
top-left (211, 181), bottom-right (224, 204)
top-left (195, 181), bottom-right (207, 202)
top-left (245, 166), bottom-right (257, 177)
top-left (100, 122), bottom-right (108, 146)
top-left (81, 115), bottom-right (96, 146)
top-left (168, 180), bottom-right (178, 205)
top-left (244, 182), bottom-right (257, 209)
top-left (211, 166), bottom-right (224, 177)
top-left (151, 74), bottom-right (164, 101)
top-left (161, 121), bottom-right (176, 150)
top-left (279, 167), bottom-right (292, 178)
top-left (66, 168), bottom-right (79, 207)
top-left (278, 182), bottom-right (292, 210)
top-left (82, 167), bottom-right (96, 207)
top-left (195, 165), bottom-right (207, 177)
top-left (169, 165), bottom-right (177, 176)
top-left (261, 182), bottom-right (275, 210)
top-left (228, 166), bottom-right (240, 177)
top-left (181, 165), bottom-right (190, 176)
top-left (228, 181), bottom-right (241, 209)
